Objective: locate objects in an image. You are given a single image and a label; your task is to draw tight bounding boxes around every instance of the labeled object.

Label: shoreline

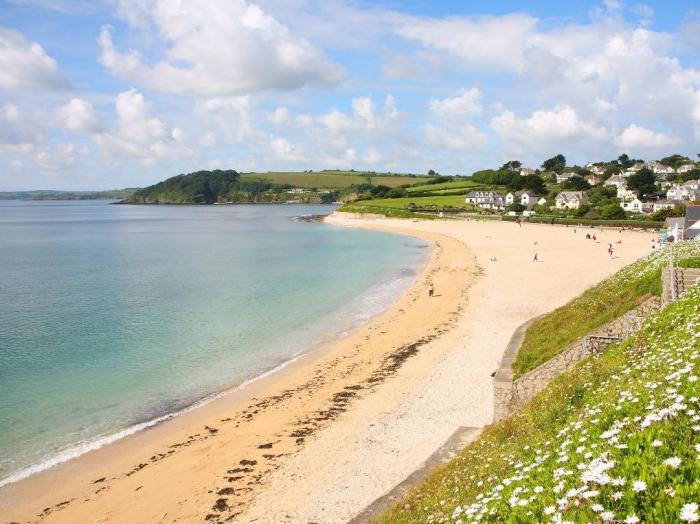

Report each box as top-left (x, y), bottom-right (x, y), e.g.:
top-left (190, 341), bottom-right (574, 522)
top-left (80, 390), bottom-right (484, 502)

top-left (0, 218), bottom-right (468, 524)
top-left (0, 214), bottom-right (656, 523)
top-left (0, 220), bottom-right (426, 492)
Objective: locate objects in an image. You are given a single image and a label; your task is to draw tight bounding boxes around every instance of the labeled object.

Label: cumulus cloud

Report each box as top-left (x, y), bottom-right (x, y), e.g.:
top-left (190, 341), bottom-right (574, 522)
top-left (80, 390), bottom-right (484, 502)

top-left (490, 106), bottom-right (610, 156)
top-left (0, 27), bottom-right (67, 90)
top-left (0, 104), bottom-right (42, 154)
top-left (99, 0), bottom-right (343, 95)
top-left (95, 89), bottom-right (193, 163)
top-left (56, 98), bottom-right (103, 134)
top-left (424, 122), bottom-right (487, 150)
top-left (428, 88), bottom-right (482, 120)
top-left (615, 124), bottom-right (678, 148)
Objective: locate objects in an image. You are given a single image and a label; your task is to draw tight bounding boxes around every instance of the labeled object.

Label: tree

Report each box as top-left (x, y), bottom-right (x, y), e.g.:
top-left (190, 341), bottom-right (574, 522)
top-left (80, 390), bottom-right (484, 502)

top-left (507, 174), bottom-right (546, 194)
top-left (501, 160), bottom-right (522, 171)
top-left (600, 203), bottom-right (626, 220)
top-left (574, 203), bottom-right (592, 218)
top-left (650, 205), bottom-right (686, 221)
top-left (428, 169), bottom-right (438, 176)
top-left (561, 176), bottom-right (591, 191)
top-left (542, 154), bottom-right (566, 173)
top-left (626, 168), bottom-right (657, 198)
top-left (507, 203), bottom-right (526, 212)
top-left (659, 154), bottom-right (691, 168)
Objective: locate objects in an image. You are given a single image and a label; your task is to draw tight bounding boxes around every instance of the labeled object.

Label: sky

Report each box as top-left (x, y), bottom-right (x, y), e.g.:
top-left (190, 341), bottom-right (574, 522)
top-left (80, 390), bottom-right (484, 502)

top-left (0, 0), bottom-right (699, 190)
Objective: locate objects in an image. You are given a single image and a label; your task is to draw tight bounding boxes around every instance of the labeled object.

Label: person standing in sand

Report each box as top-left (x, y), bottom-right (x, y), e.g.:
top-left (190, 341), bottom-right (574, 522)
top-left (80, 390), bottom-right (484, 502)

top-left (428, 280), bottom-right (434, 297)
top-left (533, 252), bottom-right (538, 262)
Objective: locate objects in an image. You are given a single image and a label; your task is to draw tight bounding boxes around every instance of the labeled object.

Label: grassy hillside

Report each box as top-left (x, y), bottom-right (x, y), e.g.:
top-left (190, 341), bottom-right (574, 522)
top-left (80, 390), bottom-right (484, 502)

top-left (382, 279), bottom-right (700, 523)
top-left (352, 194), bottom-right (473, 210)
top-left (405, 179), bottom-right (484, 193)
top-left (514, 242), bottom-right (700, 377)
top-left (240, 170), bottom-right (428, 189)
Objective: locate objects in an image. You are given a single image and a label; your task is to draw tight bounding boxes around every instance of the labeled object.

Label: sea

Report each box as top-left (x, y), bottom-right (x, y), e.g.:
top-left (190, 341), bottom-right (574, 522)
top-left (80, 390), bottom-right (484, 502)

top-left (0, 201), bottom-right (428, 487)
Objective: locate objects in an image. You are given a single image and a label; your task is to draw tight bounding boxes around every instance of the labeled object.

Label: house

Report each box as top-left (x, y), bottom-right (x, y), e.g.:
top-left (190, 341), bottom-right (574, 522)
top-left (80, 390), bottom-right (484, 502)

top-left (652, 199), bottom-right (675, 212)
top-left (555, 191), bottom-right (588, 210)
top-left (585, 163), bottom-right (606, 176)
top-left (605, 174), bottom-right (625, 189)
top-left (621, 198), bottom-right (653, 214)
top-left (676, 163), bottom-right (696, 174)
top-left (666, 217), bottom-right (686, 240)
top-left (555, 172), bottom-right (578, 184)
top-left (465, 191), bottom-right (500, 205)
top-left (646, 161), bottom-right (675, 175)
top-left (685, 205), bottom-right (700, 240)
top-left (627, 162), bottom-right (645, 172)
top-left (519, 166), bottom-right (536, 176)
top-left (585, 175), bottom-right (599, 186)
top-left (465, 191), bottom-right (505, 210)
top-left (505, 191), bottom-right (540, 209)
top-left (667, 182), bottom-right (700, 201)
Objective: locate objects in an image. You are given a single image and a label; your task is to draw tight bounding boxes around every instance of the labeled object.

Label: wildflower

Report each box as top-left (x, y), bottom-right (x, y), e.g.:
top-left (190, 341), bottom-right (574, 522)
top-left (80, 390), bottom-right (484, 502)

top-left (632, 480), bottom-right (646, 492)
top-left (601, 511), bottom-right (615, 521)
top-left (664, 457), bottom-right (682, 468)
top-left (680, 503), bottom-right (699, 522)
top-left (651, 439), bottom-right (663, 447)
top-left (625, 515), bottom-right (640, 524)
top-left (592, 503), bottom-right (604, 512)
top-left (612, 491), bottom-right (623, 501)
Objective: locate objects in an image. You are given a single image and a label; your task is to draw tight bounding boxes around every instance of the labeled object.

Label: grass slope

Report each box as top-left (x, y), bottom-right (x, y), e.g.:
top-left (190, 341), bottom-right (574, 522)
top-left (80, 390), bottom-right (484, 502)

top-left (382, 280), bottom-right (700, 523)
top-left (354, 195), bottom-right (474, 209)
top-left (240, 171), bottom-right (428, 189)
top-left (514, 242), bottom-right (700, 378)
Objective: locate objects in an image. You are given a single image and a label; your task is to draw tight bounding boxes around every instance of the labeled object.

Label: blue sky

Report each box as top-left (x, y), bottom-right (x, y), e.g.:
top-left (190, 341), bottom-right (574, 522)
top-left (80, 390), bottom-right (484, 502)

top-left (0, 0), bottom-right (699, 190)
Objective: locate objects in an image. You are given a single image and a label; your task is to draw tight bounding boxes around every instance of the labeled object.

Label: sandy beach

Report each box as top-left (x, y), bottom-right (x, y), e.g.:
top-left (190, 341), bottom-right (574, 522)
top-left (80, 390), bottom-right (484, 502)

top-left (0, 214), bottom-right (655, 524)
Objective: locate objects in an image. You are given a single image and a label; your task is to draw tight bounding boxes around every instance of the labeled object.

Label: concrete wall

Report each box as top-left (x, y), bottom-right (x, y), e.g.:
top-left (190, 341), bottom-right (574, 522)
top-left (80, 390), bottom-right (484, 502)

top-left (493, 296), bottom-right (662, 421)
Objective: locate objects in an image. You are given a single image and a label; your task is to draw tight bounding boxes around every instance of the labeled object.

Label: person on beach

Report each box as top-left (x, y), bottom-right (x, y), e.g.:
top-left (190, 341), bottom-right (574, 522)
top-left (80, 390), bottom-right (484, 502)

top-left (533, 252), bottom-right (538, 262)
top-left (428, 281), bottom-right (434, 297)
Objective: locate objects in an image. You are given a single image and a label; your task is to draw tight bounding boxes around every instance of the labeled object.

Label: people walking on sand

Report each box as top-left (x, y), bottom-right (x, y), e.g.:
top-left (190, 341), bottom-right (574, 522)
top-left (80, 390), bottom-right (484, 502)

top-left (428, 280), bottom-right (434, 297)
top-left (533, 252), bottom-right (538, 262)
top-left (609, 247), bottom-right (614, 259)
top-left (593, 234), bottom-right (597, 241)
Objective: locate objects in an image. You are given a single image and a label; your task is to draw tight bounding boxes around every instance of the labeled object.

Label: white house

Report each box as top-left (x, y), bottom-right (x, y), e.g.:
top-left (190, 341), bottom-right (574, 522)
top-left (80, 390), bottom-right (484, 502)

top-left (646, 161), bottom-right (675, 175)
top-left (683, 179), bottom-right (700, 191)
top-left (621, 198), bottom-right (652, 214)
top-left (465, 191), bottom-right (506, 210)
top-left (585, 175), bottom-right (599, 186)
top-left (505, 191), bottom-right (541, 208)
top-left (652, 199), bottom-right (675, 212)
top-left (555, 191), bottom-right (588, 210)
top-left (585, 163), bottom-right (606, 176)
top-left (519, 166), bottom-right (536, 176)
top-left (677, 163), bottom-right (696, 174)
top-left (605, 174), bottom-right (625, 189)
top-left (555, 172), bottom-right (578, 184)
top-left (465, 191), bottom-right (500, 205)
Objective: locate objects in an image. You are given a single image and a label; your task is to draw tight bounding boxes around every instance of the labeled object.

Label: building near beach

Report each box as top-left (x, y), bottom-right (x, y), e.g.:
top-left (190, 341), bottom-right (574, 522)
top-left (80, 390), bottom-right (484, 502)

top-left (555, 191), bottom-right (588, 210)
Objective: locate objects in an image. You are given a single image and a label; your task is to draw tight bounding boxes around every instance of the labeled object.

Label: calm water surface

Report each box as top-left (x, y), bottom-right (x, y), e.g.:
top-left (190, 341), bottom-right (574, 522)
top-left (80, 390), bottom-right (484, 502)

top-left (0, 201), bottom-right (427, 485)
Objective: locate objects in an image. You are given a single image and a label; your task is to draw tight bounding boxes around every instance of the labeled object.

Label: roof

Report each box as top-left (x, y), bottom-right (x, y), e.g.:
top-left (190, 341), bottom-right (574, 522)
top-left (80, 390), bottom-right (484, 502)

top-left (687, 205), bottom-right (700, 223)
top-left (666, 217), bottom-right (686, 229)
top-left (556, 191), bottom-right (587, 200)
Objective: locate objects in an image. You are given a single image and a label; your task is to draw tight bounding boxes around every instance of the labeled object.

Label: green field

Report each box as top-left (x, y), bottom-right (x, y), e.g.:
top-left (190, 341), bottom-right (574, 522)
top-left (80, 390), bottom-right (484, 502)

top-left (240, 171), bottom-right (429, 189)
top-left (354, 194), bottom-right (470, 209)
top-left (405, 179), bottom-right (483, 193)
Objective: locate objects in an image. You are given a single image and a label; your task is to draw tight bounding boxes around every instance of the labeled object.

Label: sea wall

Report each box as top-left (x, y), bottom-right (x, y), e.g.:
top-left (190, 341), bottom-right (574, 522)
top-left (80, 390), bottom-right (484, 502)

top-left (493, 296), bottom-right (663, 421)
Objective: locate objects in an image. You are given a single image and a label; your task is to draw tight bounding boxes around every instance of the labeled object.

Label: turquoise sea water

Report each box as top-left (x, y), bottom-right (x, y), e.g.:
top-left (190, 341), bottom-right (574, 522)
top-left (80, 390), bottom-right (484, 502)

top-left (0, 201), bottom-right (427, 486)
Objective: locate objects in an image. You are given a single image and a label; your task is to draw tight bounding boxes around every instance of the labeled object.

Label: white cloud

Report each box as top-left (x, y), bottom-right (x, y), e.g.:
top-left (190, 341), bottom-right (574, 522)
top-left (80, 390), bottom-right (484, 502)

top-left (424, 123), bottom-right (487, 150)
top-left (268, 136), bottom-right (307, 163)
top-left (490, 106), bottom-right (610, 156)
top-left (100, 0), bottom-right (343, 95)
top-left (56, 98), bottom-right (103, 134)
top-left (195, 95), bottom-right (261, 144)
top-left (615, 124), bottom-right (678, 148)
top-left (0, 104), bottom-right (42, 154)
top-left (396, 14), bottom-right (538, 71)
top-left (95, 89), bottom-right (194, 163)
top-left (428, 88), bottom-right (482, 120)
top-left (0, 27), bottom-right (67, 90)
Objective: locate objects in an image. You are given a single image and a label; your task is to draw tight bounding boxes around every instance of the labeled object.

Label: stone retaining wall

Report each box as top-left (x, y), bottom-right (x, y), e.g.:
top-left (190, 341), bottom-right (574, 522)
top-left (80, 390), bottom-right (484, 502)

top-left (662, 267), bottom-right (700, 304)
top-left (493, 296), bottom-right (663, 421)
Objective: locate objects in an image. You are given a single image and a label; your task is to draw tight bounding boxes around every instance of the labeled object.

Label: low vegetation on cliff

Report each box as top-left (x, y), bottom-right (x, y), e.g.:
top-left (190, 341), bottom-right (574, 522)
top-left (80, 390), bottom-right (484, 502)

top-left (382, 276), bottom-right (700, 523)
top-left (514, 242), bottom-right (700, 377)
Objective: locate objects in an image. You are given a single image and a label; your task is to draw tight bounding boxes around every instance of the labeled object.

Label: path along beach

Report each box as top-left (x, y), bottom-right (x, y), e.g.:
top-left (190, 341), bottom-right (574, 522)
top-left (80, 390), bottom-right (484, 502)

top-left (0, 214), bottom-right (655, 523)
